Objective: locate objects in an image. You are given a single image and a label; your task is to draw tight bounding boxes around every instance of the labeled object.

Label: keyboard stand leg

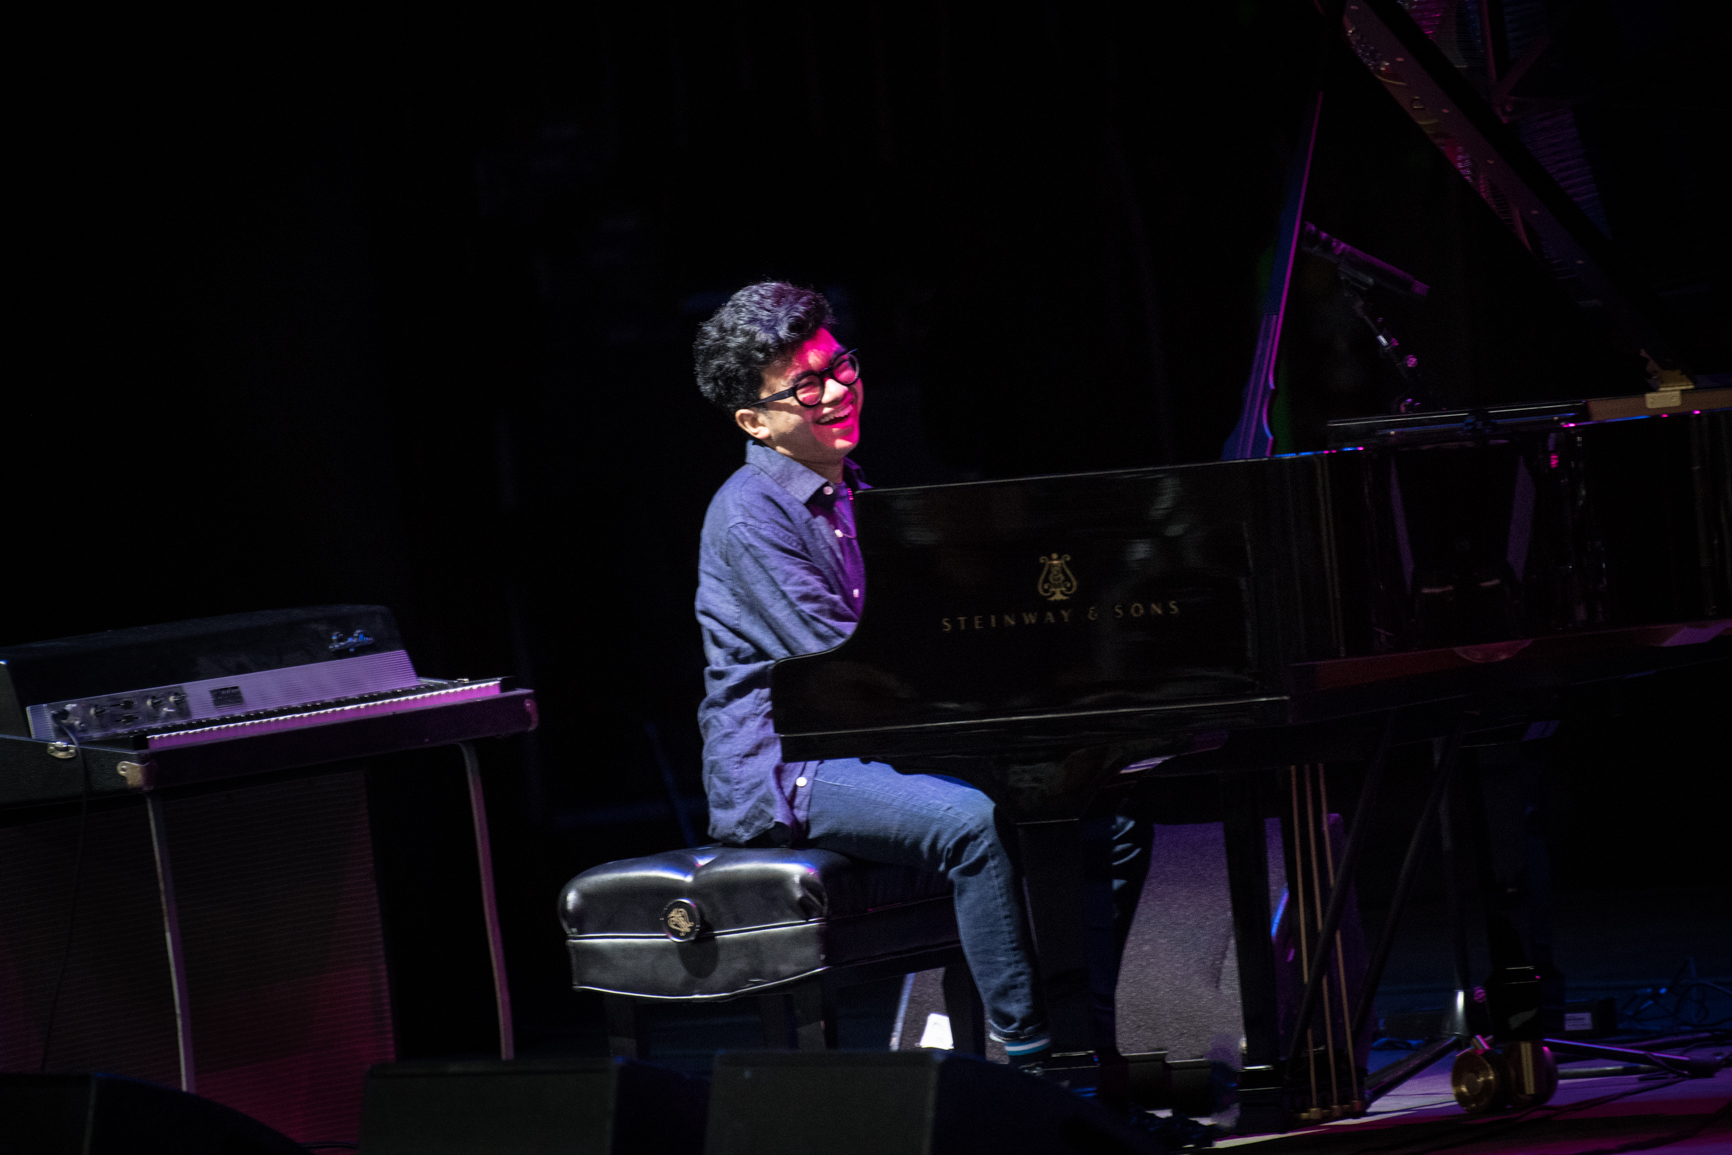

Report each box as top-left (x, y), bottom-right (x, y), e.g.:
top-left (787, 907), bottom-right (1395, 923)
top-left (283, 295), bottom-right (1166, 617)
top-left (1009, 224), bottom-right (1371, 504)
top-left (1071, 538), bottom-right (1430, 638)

top-left (460, 741), bottom-right (515, 1060)
top-left (145, 793), bottom-right (196, 1092)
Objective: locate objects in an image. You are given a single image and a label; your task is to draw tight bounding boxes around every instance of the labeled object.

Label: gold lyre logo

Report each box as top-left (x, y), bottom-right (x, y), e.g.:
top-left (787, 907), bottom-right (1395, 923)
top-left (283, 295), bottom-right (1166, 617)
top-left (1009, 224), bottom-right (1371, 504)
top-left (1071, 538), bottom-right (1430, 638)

top-left (662, 899), bottom-right (702, 942)
top-left (1036, 553), bottom-right (1079, 602)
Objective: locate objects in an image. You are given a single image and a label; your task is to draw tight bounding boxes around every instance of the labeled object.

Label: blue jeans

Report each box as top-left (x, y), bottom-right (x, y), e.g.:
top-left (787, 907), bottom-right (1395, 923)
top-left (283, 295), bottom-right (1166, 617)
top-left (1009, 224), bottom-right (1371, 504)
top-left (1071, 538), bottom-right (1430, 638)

top-left (804, 759), bottom-right (1048, 1045)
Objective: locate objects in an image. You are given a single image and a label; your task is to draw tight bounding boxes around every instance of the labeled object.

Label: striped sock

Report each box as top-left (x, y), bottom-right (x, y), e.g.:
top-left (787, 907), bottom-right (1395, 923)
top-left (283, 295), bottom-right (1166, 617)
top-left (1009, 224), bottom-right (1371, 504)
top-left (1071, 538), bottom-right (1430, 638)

top-left (995, 1034), bottom-right (1052, 1072)
top-left (997, 1035), bottom-right (1052, 1057)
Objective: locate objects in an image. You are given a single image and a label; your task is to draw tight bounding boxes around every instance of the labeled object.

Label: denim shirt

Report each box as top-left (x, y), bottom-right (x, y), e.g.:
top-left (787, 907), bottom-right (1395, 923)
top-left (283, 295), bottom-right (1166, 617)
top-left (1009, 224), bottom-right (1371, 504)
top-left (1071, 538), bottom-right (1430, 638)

top-left (695, 441), bottom-right (868, 845)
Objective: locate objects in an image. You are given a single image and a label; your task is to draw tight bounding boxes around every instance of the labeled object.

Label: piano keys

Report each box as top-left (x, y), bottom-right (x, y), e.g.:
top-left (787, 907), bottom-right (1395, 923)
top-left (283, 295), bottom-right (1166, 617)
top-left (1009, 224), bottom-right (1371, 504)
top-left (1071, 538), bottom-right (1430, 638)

top-left (0, 605), bottom-right (537, 806)
top-left (0, 606), bottom-right (419, 744)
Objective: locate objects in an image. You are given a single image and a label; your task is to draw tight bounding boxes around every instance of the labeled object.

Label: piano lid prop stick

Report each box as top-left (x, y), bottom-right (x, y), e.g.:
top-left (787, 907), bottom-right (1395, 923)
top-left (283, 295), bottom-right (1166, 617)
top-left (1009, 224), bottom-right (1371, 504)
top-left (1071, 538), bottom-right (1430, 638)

top-left (1289, 767), bottom-right (1320, 1114)
top-left (1223, 88), bottom-right (1323, 461)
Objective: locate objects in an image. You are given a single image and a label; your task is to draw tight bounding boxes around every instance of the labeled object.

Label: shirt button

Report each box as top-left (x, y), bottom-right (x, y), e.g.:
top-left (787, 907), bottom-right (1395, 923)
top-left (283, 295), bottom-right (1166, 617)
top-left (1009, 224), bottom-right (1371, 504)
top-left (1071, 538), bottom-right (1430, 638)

top-left (795, 776), bottom-right (808, 787)
top-left (852, 589), bottom-right (860, 597)
top-left (822, 486), bottom-right (833, 496)
top-left (834, 528), bottom-right (843, 537)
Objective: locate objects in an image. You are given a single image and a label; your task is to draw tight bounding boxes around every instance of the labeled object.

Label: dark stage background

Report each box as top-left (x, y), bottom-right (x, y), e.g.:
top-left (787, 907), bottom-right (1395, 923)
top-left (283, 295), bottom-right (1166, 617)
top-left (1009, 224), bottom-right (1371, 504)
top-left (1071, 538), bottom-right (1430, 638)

top-left (11, 0), bottom-right (1728, 1060)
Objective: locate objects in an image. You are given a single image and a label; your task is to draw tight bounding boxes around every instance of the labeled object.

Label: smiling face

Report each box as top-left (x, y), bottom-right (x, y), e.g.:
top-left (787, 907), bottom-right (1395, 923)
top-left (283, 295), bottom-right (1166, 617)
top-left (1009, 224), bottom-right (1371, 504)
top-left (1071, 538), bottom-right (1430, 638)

top-left (733, 327), bottom-right (862, 480)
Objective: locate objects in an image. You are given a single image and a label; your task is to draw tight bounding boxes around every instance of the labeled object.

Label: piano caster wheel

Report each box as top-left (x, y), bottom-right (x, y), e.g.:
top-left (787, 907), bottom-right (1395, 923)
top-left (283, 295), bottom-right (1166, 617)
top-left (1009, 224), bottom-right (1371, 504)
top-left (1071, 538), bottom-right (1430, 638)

top-left (1451, 1045), bottom-right (1513, 1114)
top-left (1505, 1040), bottom-right (1559, 1109)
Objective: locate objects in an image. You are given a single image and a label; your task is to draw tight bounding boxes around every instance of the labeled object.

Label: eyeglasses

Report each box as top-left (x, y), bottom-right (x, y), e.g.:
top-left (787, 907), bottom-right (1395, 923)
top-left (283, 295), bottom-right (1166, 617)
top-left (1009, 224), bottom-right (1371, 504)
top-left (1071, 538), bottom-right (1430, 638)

top-left (744, 349), bottom-right (861, 409)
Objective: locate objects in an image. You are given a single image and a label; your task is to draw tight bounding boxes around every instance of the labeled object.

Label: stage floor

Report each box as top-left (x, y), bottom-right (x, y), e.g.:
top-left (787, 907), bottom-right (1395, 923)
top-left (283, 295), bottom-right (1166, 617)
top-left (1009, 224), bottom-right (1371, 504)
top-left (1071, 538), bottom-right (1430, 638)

top-left (1209, 1040), bottom-right (1732, 1153)
top-left (520, 881), bottom-right (1730, 1148)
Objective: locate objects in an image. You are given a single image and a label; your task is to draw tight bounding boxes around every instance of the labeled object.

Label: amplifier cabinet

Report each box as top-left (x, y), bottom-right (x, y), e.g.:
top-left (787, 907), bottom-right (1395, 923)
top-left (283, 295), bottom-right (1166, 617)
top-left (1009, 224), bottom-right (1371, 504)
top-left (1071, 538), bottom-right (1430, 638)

top-left (0, 770), bottom-right (394, 1143)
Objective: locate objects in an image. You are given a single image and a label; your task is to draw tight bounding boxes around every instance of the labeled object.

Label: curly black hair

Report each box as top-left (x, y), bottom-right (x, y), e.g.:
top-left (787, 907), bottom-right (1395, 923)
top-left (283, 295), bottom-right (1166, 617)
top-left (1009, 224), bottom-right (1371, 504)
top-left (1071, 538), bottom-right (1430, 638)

top-left (693, 282), bottom-right (835, 412)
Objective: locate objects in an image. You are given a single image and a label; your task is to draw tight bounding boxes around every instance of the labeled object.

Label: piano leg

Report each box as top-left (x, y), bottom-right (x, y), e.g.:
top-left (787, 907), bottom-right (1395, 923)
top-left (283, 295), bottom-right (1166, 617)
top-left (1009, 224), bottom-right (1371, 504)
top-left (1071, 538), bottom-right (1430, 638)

top-left (1508, 743), bottom-right (1564, 1032)
top-left (1462, 750), bottom-right (1550, 1045)
top-left (1351, 719), bottom-right (1469, 1044)
top-left (460, 741), bottom-right (515, 1060)
top-left (1436, 755), bottom-right (1477, 1039)
top-left (1015, 818), bottom-right (1096, 1061)
top-left (1221, 769), bottom-right (1285, 1133)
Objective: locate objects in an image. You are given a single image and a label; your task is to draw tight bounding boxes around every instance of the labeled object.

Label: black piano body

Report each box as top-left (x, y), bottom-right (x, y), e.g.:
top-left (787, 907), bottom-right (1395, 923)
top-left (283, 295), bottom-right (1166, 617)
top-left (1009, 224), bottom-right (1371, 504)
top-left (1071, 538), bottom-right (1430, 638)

top-left (775, 406), bottom-right (1729, 769)
top-left (770, 403), bottom-right (1730, 1113)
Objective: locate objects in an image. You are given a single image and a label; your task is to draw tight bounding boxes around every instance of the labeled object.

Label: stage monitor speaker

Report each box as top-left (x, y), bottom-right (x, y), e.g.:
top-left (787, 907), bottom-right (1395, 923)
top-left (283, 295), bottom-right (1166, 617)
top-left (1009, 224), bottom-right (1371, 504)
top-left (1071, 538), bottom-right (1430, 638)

top-left (705, 1051), bottom-right (1159, 1155)
top-left (1113, 818), bottom-right (1371, 1064)
top-left (0, 1073), bottom-right (305, 1155)
top-left (360, 1057), bottom-right (708, 1155)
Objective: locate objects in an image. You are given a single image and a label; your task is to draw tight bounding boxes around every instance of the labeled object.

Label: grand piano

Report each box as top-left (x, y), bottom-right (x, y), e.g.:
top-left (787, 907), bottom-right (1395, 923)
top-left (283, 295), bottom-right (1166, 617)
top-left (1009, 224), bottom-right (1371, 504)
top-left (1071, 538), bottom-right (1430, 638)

top-left (772, 399), bottom-right (1728, 1113)
top-left (768, 0), bottom-right (1730, 1130)
top-left (775, 401), bottom-right (1732, 1122)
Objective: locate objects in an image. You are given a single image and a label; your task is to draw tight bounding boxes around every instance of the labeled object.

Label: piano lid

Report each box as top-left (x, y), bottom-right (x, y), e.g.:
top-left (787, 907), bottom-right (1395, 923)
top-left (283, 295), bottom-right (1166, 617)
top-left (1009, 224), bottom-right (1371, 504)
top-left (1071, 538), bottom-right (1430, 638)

top-left (905, 0), bottom-right (1675, 480)
top-left (1214, 24), bottom-right (1656, 459)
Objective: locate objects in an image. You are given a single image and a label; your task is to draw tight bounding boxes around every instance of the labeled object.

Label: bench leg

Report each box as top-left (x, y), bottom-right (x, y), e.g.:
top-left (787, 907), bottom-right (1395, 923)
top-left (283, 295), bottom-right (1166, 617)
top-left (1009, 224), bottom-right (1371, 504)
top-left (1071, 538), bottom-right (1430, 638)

top-left (604, 994), bottom-right (647, 1060)
top-left (942, 962), bottom-right (986, 1056)
top-left (790, 981), bottom-right (838, 1051)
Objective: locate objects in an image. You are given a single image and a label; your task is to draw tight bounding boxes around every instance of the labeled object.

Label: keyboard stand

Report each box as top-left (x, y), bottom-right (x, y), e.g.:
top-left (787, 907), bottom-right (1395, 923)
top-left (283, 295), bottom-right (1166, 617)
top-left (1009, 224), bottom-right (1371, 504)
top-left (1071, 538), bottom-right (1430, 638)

top-left (2, 686), bottom-right (537, 1085)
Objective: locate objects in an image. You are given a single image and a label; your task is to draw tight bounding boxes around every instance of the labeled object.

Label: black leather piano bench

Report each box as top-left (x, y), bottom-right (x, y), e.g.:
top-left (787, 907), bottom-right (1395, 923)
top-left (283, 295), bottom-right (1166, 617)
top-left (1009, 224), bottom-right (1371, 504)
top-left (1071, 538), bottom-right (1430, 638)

top-left (559, 847), bottom-right (985, 1059)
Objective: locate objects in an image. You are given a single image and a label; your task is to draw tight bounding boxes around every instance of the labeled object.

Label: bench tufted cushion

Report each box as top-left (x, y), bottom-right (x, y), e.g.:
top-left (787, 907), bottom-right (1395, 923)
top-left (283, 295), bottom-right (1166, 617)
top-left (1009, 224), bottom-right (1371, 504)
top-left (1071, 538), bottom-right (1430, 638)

top-left (560, 848), bottom-right (958, 1000)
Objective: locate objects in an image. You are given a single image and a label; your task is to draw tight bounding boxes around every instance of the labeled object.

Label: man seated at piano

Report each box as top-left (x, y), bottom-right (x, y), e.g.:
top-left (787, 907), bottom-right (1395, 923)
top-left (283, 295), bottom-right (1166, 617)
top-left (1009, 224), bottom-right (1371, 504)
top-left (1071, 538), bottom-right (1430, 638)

top-left (690, 281), bottom-right (1058, 1070)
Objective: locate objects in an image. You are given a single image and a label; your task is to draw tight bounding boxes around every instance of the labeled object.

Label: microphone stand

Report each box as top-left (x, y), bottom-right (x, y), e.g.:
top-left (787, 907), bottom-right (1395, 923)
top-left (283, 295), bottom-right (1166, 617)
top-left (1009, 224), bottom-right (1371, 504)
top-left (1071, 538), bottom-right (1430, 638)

top-left (1302, 222), bottom-right (1436, 414)
top-left (1332, 266), bottom-right (1434, 413)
